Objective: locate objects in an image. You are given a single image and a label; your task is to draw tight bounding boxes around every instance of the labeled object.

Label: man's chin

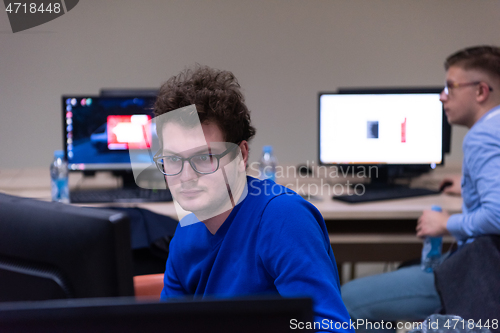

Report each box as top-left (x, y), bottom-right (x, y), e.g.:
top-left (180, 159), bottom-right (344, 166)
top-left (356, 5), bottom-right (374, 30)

top-left (175, 198), bottom-right (232, 221)
top-left (174, 198), bottom-right (206, 213)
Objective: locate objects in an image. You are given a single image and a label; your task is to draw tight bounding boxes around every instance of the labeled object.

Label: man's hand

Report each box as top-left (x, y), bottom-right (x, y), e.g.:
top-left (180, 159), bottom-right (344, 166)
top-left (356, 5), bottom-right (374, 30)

top-left (439, 174), bottom-right (462, 196)
top-left (416, 209), bottom-right (450, 237)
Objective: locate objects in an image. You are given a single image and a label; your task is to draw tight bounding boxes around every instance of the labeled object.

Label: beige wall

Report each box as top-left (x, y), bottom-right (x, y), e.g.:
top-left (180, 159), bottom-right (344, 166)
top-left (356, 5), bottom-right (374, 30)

top-left (1, 0), bottom-right (498, 169)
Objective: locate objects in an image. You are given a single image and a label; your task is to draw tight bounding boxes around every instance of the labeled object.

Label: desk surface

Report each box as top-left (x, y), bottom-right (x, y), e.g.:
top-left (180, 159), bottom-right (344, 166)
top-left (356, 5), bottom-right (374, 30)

top-left (0, 167), bottom-right (464, 269)
top-left (0, 167), bottom-right (463, 221)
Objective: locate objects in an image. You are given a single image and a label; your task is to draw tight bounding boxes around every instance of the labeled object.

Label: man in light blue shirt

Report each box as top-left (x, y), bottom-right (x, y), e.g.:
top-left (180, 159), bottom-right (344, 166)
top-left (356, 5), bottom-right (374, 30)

top-left (342, 45), bottom-right (500, 326)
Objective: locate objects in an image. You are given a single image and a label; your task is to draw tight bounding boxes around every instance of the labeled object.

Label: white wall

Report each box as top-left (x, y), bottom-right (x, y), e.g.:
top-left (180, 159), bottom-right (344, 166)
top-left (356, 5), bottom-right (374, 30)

top-left (1, 0), bottom-right (499, 169)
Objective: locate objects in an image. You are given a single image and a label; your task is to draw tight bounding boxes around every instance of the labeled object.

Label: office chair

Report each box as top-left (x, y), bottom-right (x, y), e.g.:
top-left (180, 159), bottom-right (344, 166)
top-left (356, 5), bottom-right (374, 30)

top-left (133, 273), bottom-right (164, 299)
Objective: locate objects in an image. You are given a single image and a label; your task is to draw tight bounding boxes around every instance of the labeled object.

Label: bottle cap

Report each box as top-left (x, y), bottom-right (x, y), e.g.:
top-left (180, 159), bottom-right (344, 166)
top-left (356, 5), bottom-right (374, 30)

top-left (263, 146), bottom-right (273, 153)
top-left (54, 150), bottom-right (65, 158)
top-left (431, 205), bottom-right (442, 212)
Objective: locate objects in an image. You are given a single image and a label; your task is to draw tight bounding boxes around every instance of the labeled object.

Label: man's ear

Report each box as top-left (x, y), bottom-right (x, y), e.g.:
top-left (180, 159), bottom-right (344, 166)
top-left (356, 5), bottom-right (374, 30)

top-left (238, 141), bottom-right (249, 172)
top-left (476, 82), bottom-right (491, 103)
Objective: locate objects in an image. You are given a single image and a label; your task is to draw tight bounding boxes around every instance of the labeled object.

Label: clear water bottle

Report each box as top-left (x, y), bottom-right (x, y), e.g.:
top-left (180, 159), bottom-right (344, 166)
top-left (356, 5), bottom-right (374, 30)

top-left (421, 205), bottom-right (443, 272)
top-left (259, 146), bottom-right (278, 182)
top-left (50, 150), bottom-right (70, 203)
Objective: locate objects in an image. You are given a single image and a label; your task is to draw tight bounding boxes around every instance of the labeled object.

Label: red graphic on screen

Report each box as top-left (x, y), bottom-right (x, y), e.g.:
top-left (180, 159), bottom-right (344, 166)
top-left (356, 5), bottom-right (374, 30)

top-left (107, 115), bottom-right (151, 150)
top-left (401, 118), bottom-right (407, 143)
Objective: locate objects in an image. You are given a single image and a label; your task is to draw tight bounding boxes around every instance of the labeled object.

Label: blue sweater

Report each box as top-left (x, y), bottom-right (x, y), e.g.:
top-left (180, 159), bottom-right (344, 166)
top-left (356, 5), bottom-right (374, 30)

top-left (161, 176), bottom-right (353, 333)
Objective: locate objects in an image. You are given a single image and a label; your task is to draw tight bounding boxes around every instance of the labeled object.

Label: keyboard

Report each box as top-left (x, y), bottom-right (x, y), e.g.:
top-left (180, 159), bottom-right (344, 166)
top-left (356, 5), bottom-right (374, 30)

top-left (333, 185), bottom-right (439, 203)
top-left (70, 188), bottom-right (173, 203)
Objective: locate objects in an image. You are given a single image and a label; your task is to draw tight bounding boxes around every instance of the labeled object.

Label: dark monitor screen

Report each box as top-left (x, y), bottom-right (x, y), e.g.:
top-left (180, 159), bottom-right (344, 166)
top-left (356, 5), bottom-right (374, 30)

top-left (0, 193), bottom-right (134, 302)
top-left (0, 297), bottom-right (314, 333)
top-left (62, 95), bottom-right (157, 172)
top-left (99, 88), bottom-right (159, 97)
top-left (319, 88), bottom-right (450, 172)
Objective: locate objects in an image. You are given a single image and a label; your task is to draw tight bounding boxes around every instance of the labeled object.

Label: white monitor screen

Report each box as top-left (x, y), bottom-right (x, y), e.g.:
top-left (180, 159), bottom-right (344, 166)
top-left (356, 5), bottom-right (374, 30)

top-left (319, 92), bottom-right (444, 165)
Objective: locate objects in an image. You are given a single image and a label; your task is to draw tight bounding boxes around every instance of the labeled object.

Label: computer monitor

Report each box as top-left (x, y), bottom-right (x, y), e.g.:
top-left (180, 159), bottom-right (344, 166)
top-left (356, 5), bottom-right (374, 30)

top-left (0, 297), bottom-right (314, 333)
top-left (62, 95), bottom-right (159, 186)
top-left (0, 193), bottom-right (135, 302)
top-left (319, 88), bottom-right (451, 184)
top-left (99, 88), bottom-right (159, 97)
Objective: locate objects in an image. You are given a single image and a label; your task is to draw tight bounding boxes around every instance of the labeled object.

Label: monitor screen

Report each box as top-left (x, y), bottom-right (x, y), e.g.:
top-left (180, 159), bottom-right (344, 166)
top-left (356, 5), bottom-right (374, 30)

top-left (0, 297), bottom-right (314, 333)
top-left (319, 88), bottom-right (448, 167)
top-left (0, 193), bottom-right (134, 302)
top-left (62, 96), bottom-right (158, 171)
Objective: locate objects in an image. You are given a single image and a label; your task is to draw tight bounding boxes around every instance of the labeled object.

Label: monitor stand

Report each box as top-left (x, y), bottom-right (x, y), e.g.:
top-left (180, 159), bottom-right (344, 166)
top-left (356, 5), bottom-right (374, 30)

top-left (112, 170), bottom-right (139, 189)
top-left (70, 169), bottom-right (171, 204)
top-left (81, 170), bottom-right (147, 189)
top-left (114, 165), bottom-right (167, 190)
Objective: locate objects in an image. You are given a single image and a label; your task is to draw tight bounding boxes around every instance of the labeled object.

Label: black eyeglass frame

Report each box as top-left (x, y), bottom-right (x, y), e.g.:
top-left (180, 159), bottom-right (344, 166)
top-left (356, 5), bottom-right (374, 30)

top-left (153, 143), bottom-right (240, 176)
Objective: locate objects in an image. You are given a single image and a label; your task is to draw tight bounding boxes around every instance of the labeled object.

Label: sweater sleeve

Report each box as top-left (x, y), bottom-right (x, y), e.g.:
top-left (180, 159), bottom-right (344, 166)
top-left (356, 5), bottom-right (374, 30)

top-left (257, 194), bottom-right (353, 333)
top-left (447, 127), bottom-right (500, 241)
top-left (160, 234), bottom-right (187, 300)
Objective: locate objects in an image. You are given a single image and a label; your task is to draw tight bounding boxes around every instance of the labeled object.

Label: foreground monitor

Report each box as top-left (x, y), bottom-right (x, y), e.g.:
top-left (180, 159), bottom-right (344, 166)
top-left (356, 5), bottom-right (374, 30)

top-left (0, 193), bottom-right (134, 301)
top-left (0, 297), bottom-right (314, 333)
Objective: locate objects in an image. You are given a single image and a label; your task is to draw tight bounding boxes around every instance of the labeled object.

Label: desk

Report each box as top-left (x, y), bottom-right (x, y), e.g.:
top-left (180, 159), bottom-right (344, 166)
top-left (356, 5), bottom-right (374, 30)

top-left (272, 168), bottom-right (462, 279)
top-left (0, 167), bottom-right (463, 278)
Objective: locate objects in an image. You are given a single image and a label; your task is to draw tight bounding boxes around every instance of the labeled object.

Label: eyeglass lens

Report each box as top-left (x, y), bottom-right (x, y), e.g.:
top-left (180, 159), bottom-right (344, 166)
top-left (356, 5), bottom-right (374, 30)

top-left (158, 154), bottom-right (218, 175)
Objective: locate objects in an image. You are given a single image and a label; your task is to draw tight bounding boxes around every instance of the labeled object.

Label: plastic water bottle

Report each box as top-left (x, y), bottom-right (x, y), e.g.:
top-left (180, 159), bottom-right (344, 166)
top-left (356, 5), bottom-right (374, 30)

top-left (259, 146), bottom-right (278, 182)
top-left (421, 205), bottom-right (443, 272)
top-left (50, 150), bottom-right (70, 203)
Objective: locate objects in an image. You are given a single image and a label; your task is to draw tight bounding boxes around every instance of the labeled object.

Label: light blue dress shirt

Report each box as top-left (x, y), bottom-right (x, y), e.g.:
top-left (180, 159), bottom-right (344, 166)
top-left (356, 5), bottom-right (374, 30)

top-left (447, 105), bottom-right (500, 244)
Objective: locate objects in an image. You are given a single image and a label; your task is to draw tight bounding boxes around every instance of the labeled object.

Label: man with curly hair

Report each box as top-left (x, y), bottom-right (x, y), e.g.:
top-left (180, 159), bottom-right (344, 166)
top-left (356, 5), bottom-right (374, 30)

top-left (154, 65), bottom-right (352, 333)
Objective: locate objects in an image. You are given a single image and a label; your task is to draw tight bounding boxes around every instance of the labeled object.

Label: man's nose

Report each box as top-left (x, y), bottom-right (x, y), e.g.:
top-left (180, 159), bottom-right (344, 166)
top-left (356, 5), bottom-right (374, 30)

top-left (439, 90), bottom-right (448, 102)
top-left (179, 160), bottom-right (198, 182)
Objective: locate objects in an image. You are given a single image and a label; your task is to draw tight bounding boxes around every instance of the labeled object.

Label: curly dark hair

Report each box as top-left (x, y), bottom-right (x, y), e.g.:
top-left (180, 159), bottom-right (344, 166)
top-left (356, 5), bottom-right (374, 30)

top-left (154, 65), bottom-right (256, 145)
top-left (445, 45), bottom-right (500, 81)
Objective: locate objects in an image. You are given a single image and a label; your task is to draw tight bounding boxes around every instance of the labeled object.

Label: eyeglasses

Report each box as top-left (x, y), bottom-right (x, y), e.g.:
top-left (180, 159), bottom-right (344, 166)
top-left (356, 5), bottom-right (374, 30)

top-left (443, 81), bottom-right (493, 96)
top-left (153, 144), bottom-right (239, 176)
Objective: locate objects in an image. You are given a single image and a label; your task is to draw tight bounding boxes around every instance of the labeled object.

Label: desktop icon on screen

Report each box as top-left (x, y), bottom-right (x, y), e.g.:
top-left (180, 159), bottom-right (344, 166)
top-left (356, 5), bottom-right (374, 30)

top-left (367, 121), bottom-right (379, 139)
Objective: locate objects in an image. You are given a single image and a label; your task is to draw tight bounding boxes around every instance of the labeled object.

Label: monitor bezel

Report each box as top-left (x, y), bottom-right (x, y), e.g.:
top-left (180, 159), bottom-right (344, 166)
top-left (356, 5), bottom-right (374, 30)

top-left (318, 87), bottom-right (449, 171)
top-left (61, 95), bottom-right (157, 173)
top-left (0, 296), bottom-right (314, 333)
top-left (0, 193), bottom-right (135, 302)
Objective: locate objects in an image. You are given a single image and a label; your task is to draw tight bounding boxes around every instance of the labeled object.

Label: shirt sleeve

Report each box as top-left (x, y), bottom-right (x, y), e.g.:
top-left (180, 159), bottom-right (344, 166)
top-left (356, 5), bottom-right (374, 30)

top-left (447, 127), bottom-right (500, 241)
top-left (257, 194), bottom-right (353, 333)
